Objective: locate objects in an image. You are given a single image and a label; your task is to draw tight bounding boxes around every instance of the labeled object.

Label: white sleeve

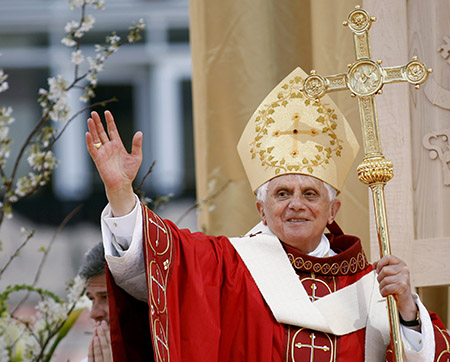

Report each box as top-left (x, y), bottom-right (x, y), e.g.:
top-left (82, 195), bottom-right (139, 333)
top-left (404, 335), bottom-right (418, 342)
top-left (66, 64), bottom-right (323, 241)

top-left (101, 195), bottom-right (148, 302)
top-left (402, 293), bottom-right (435, 361)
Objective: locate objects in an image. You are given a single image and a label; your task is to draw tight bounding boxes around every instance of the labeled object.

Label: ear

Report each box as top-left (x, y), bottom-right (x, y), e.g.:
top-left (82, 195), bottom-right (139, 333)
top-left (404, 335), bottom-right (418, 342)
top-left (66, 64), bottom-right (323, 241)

top-left (256, 200), bottom-right (267, 225)
top-left (328, 199), bottom-right (341, 224)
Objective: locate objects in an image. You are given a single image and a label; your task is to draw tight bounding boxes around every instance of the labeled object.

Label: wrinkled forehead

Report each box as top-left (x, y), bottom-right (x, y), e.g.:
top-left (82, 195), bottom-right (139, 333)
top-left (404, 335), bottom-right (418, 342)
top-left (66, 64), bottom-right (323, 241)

top-left (86, 273), bottom-right (107, 291)
top-left (268, 174), bottom-right (325, 190)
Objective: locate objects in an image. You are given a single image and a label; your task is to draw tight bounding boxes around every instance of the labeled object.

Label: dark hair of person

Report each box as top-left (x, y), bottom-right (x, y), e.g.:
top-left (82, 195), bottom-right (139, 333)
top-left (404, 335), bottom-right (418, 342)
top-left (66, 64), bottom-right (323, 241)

top-left (78, 242), bottom-right (106, 281)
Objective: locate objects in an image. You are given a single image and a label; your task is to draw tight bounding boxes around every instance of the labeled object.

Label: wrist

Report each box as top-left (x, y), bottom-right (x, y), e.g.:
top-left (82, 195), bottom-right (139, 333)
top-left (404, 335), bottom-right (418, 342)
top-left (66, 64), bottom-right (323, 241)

top-left (399, 309), bottom-right (421, 329)
top-left (105, 185), bottom-right (136, 217)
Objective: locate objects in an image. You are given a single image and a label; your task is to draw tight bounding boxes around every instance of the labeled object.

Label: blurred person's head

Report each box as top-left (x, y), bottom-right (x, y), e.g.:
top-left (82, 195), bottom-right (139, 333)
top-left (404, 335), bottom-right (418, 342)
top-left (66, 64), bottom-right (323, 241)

top-left (78, 242), bottom-right (109, 324)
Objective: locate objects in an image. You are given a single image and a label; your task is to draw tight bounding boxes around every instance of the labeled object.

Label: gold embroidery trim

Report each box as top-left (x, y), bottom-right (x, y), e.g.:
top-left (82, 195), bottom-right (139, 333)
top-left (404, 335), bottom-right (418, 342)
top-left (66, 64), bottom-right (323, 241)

top-left (288, 252), bottom-right (369, 276)
top-left (436, 325), bottom-right (450, 361)
top-left (145, 207), bottom-right (173, 362)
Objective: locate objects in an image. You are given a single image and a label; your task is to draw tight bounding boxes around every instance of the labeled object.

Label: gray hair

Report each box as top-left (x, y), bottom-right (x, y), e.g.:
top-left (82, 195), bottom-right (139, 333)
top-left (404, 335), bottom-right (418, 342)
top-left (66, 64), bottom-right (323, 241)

top-left (78, 242), bottom-right (106, 281)
top-left (256, 175), bottom-right (338, 203)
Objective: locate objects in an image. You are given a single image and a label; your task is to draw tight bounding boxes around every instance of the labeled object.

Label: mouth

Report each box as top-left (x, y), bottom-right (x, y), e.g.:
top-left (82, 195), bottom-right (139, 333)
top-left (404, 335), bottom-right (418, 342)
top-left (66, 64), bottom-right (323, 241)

top-left (287, 218), bottom-right (308, 222)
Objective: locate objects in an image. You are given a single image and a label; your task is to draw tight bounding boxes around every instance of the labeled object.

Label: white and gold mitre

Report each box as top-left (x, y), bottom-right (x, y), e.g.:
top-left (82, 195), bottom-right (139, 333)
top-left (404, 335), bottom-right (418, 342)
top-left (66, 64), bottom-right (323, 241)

top-left (237, 67), bottom-right (360, 193)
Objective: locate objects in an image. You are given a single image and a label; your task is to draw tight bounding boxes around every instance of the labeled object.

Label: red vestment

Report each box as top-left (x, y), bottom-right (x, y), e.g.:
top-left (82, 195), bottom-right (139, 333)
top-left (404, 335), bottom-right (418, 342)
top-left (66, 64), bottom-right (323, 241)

top-left (107, 205), bottom-right (450, 361)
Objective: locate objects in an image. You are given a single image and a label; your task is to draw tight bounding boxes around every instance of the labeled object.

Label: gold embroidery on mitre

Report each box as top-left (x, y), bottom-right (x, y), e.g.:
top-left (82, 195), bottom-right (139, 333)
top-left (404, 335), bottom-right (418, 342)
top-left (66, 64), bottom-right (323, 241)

top-left (237, 67), bottom-right (360, 193)
top-left (250, 78), bottom-right (343, 176)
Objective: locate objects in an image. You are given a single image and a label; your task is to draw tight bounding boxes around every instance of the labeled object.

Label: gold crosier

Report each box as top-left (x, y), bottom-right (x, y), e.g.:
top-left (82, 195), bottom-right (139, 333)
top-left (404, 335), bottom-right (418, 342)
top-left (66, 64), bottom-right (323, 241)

top-left (302, 6), bottom-right (431, 362)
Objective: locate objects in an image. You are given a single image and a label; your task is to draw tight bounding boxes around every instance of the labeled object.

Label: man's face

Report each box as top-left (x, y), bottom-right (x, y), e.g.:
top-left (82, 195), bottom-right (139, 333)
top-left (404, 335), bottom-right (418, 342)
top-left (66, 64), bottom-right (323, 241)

top-left (256, 174), bottom-right (340, 253)
top-left (86, 273), bottom-right (109, 324)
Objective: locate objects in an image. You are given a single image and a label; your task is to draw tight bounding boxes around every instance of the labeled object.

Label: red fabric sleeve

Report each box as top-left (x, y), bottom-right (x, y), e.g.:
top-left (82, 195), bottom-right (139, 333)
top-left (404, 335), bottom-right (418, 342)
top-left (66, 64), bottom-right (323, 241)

top-left (385, 311), bottom-right (450, 361)
top-left (142, 205), bottom-right (285, 362)
top-left (106, 266), bottom-right (155, 362)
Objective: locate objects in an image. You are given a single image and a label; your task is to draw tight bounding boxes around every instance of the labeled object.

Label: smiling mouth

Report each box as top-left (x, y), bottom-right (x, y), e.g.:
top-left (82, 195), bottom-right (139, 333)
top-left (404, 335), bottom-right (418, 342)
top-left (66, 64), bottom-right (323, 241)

top-left (288, 218), bottom-right (307, 222)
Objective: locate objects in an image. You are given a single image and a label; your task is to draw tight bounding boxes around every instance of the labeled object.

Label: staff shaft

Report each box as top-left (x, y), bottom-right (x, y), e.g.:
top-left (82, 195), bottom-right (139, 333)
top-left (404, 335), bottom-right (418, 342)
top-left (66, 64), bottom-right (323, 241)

top-left (371, 184), bottom-right (403, 361)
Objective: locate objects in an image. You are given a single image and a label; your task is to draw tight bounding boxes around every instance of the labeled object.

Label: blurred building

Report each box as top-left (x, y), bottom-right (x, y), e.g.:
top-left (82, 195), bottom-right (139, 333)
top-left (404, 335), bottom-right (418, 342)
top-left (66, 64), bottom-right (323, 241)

top-left (0, 1), bottom-right (194, 360)
top-left (0, 0), bottom-right (194, 225)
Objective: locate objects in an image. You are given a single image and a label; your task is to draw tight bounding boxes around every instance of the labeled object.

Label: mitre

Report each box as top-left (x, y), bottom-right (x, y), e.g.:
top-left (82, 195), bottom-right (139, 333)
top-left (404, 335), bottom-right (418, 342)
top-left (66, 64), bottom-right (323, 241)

top-left (237, 67), bottom-right (360, 193)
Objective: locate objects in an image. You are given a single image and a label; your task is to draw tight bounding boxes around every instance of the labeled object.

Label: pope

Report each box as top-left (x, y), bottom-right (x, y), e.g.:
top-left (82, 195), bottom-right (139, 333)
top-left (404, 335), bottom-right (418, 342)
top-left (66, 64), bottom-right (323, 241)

top-left (86, 67), bottom-right (450, 361)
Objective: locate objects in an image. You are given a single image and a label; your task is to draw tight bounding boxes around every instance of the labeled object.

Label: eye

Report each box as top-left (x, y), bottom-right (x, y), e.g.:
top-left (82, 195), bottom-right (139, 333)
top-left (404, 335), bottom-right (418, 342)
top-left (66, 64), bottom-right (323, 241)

top-left (304, 189), bottom-right (319, 199)
top-left (275, 189), bottom-right (290, 199)
top-left (99, 293), bottom-right (108, 302)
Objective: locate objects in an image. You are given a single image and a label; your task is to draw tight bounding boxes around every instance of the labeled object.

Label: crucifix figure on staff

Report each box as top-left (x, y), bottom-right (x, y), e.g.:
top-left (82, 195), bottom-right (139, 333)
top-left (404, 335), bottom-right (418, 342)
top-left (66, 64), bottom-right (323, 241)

top-left (85, 6), bottom-right (450, 362)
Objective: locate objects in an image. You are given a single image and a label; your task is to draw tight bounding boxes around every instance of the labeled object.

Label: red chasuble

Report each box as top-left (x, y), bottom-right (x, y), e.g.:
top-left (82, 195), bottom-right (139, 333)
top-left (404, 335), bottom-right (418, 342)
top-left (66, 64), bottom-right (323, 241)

top-left (107, 205), bottom-right (450, 361)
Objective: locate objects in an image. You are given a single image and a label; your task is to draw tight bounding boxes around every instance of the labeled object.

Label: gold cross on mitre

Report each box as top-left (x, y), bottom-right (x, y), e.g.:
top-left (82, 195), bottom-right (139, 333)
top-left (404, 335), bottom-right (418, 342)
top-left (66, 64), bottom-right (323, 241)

top-left (302, 6), bottom-right (431, 362)
top-left (272, 113), bottom-right (319, 158)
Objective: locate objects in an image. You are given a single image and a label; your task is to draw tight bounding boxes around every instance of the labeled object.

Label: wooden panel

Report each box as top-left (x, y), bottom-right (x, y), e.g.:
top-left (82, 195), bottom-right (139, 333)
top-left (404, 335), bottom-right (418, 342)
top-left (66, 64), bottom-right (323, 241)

top-left (412, 237), bottom-right (450, 287)
top-left (409, 0), bottom-right (450, 326)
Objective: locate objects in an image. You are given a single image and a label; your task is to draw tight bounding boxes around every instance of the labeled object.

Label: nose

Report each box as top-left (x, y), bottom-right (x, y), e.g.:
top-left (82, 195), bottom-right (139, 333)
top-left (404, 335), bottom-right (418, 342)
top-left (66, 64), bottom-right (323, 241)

top-left (288, 194), bottom-right (305, 210)
top-left (89, 301), bottom-right (107, 322)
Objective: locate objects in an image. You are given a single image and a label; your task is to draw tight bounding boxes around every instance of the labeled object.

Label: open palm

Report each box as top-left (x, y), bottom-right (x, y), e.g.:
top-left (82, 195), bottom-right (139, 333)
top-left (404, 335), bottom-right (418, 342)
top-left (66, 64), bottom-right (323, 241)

top-left (86, 110), bottom-right (143, 215)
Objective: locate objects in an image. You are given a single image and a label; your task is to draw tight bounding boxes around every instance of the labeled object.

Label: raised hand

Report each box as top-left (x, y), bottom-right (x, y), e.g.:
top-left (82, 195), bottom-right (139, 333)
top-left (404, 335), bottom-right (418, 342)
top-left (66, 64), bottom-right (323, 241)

top-left (373, 255), bottom-right (420, 331)
top-left (86, 110), bottom-right (143, 216)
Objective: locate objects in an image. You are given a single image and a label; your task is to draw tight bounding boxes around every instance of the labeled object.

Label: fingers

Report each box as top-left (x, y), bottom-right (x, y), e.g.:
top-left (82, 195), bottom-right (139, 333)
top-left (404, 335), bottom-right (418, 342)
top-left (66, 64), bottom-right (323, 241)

top-left (86, 112), bottom-right (105, 158)
top-left (93, 111), bottom-right (111, 145)
top-left (104, 110), bottom-right (123, 145)
top-left (375, 255), bottom-right (415, 314)
top-left (88, 335), bottom-right (95, 362)
top-left (87, 110), bottom-right (136, 153)
top-left (89, 321), bottom-right (112, 362)
top-left (92, 336), bottom-right (103, 362)
top-left (98, 321), bottom-right (113, 362)
top-left (131, 131), bottom-right (143, 158)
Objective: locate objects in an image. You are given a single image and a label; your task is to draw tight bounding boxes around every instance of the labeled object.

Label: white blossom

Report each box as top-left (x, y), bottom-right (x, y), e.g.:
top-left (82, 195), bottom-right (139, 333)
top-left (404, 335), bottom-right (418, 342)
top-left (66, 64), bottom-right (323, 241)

top-left (128, 18), bottom-right (145, 43)
top-left (69, 0), bottom-right (84, 10)
top-left (0, 338), bottom-right (8, 362)
top-left (75, 295), bottom-right (91, 310)
top-left (108, 34), bottom-right (120, 44)
top-left (71, 49), bottom-right (85, 65)
top-left (47, 76), bottom-right (68, 101)
top-left (74, 15), bottom-right (95, 38)
top-left (0, 127), bottom-right (8, 141)
top-left (0, 106), bottom-right (14, 124)
top-left (33, 319), bottom-right (48, 337)
top-left (67, 276), bottom-right (86, 304)
top-left (86, 72), bottom-right (98, 86)
top-left (87, 56), bottom-right (104, 72)
top-left (8, 196), bottom-right (17, 203)
top-left (95, 0), bottom-right (105, 10)
top-left (61, 36), bottom-right (77, 47)
top-left (80, 87), bottom-right (95, 103)
top-left (64, 20), bottom-right (79, 33)
top-left (0, 150), bottom-right (10, 160)
top-left (27, 149), bottom-right (57, 171)
top-left (80, 15), bottom-right (95, 33)
top-left (36, 297), bottom-right (68, 324)
top-left (0, 69), bottom-right (8, 82)
top-left (0, 82), bottom-right (8, 93)
top-left (49, 99), bottom-right (70, 121)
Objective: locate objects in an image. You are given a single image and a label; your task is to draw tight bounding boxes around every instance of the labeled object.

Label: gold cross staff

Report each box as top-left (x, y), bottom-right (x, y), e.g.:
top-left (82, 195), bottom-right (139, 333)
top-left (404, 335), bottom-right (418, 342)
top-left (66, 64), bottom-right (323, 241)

top-left (302, 6), bottom-right (432, 362)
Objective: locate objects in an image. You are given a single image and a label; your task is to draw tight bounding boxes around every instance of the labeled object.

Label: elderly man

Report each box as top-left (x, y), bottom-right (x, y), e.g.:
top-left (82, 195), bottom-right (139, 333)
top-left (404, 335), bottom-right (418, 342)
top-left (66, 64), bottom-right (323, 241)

top-left (78, 242), bottom-right (112, 362)
top-left (86, 67), bottom-right (450, 361)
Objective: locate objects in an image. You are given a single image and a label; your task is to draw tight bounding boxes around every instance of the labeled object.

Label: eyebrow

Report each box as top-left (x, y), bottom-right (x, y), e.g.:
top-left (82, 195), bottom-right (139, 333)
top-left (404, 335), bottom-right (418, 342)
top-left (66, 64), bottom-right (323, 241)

top-left (86, 290), bottom-right (108, 297)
